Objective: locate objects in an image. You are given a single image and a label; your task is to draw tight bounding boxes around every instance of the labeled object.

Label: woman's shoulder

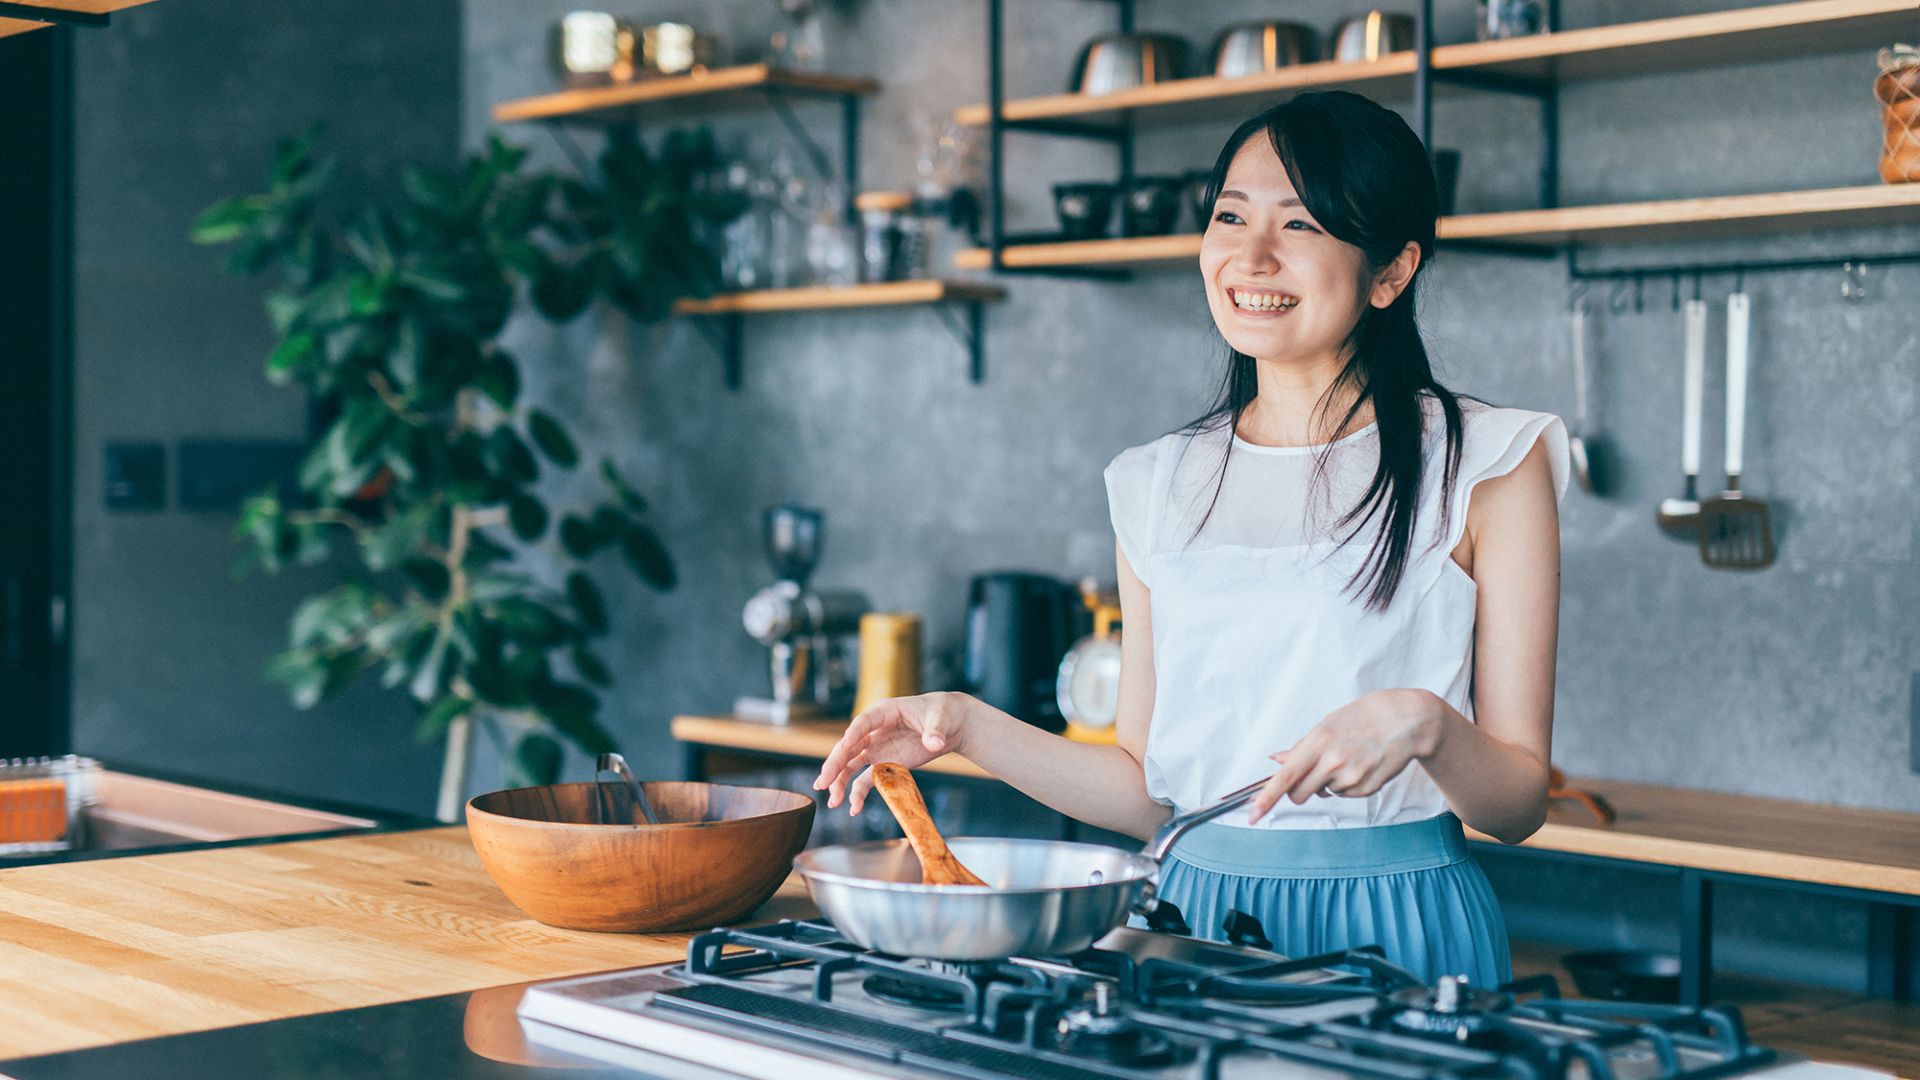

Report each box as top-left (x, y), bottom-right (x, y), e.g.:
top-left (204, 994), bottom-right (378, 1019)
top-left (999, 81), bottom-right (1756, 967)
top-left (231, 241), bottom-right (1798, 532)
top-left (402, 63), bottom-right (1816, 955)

top-left (1418, 392), bottom-right (1569, 501)
top-left (1105, 423), bottom-right (1225, 477)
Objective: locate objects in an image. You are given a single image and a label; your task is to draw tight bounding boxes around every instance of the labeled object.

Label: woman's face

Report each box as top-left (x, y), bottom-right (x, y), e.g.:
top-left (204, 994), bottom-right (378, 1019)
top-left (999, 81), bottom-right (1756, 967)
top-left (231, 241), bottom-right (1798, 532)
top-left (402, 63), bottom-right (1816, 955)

top-left (1199, 137), bottom-right (1376, 368)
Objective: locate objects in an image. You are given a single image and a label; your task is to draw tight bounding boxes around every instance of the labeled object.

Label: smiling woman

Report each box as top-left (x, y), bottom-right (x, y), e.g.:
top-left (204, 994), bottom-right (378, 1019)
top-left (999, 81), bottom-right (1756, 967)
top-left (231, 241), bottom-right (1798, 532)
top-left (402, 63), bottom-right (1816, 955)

top-left (813, 91), bottom-right (1567, 987)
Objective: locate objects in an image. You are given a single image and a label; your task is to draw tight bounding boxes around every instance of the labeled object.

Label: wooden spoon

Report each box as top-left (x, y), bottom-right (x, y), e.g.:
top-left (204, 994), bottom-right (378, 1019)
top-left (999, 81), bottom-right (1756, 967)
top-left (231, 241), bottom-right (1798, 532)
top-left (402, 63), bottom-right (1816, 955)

top-left (870, 762), bottom-right (988, 886)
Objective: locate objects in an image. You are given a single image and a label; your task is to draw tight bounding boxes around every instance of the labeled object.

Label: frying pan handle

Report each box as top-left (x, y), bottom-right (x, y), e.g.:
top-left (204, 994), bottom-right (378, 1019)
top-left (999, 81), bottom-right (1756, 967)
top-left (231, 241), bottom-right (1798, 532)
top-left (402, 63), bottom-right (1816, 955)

top-left (1142, 777), bottom-right (1268, 863)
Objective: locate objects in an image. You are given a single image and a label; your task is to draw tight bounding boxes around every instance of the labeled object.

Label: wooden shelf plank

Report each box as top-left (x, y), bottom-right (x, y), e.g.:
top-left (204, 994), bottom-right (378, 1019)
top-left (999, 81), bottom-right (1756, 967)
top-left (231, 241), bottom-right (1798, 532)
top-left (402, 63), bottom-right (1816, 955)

top-left (953, 233), bottom-right (1202, 271)
top-left (492, 63), bottom-right (878, 125)
top-left (1431, 0), bottom-right (1920, 82)
top-left (1440, 183), bottom-right (1920, 245)
top-left (955, 184), bottom-right (1920, 270)
top-left (673, 279), bottom-right (1004, 316)
top-left (951, 55), bottom-right (1417, 128)
top-left (953, 1), bottom-right (1918, 129)
top-left (673, 716), bottom-right (992, 780)
top-left (0, 0), bottom-right (156, 36)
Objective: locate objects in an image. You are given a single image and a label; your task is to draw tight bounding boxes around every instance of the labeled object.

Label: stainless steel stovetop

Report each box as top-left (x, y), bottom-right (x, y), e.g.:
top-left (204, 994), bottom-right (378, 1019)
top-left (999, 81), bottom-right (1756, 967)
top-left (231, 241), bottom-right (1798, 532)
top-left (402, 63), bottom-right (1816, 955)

top-left (517, 917), bottom-right (1875, 1080)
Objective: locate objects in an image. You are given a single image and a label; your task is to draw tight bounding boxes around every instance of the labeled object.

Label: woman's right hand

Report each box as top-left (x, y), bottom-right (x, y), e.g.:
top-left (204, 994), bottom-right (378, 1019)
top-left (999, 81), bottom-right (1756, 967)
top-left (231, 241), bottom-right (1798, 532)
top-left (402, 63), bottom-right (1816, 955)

top-left (812, 692), bottom-right (978, 814)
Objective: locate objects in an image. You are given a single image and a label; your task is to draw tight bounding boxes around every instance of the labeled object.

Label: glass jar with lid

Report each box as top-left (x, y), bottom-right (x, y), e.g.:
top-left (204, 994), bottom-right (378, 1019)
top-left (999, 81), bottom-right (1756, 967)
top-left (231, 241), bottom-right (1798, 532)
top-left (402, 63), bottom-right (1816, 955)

top-left (855, 191), bottom-right (913, 283)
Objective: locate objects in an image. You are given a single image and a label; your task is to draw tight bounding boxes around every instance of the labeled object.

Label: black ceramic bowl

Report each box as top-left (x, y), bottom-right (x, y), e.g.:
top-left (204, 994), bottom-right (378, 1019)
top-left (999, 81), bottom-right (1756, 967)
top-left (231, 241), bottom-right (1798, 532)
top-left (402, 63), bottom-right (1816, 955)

top-left (1121, 176), bottom-right (1184, 237)
top-left (1561, 950), bottom-right (1682, 1003)
top-left (1183, 168), bottom-right (1215, 233)
top-left (1053, 182), bottom-right (1118, 240)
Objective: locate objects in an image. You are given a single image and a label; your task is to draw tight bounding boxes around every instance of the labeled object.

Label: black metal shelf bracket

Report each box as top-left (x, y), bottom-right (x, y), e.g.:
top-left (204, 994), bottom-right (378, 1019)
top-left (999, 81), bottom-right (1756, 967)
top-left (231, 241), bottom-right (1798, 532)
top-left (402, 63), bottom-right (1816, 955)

top-left (933, 299), bottom-right (989, 384)
top-left (687, 314), bottom-right (744, 390)
top-left (1566, 246), bottom-right (1920, 303)
top-left (984, 0), bottom-right (1137, 279)
top-left (0, 3), bottom-right (107, 28)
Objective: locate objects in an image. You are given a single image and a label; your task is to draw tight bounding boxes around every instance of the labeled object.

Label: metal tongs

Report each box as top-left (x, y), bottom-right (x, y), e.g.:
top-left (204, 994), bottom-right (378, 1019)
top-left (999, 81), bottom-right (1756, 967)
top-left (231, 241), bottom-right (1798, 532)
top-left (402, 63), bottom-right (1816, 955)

top-left (594, 752), bottom-right (661, 826)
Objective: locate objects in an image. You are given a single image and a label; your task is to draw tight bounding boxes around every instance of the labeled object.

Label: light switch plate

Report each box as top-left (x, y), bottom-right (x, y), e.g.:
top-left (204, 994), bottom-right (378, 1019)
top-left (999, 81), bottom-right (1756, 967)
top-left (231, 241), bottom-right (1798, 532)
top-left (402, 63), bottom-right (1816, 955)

top-left (103, 442), bottom-right (165, 511)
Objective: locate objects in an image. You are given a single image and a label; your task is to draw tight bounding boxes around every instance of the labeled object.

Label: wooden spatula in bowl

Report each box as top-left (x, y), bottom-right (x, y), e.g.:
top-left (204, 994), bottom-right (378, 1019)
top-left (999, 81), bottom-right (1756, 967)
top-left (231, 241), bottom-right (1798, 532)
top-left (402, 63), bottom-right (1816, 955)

top-left (870, 762), bottom-right (988, 886)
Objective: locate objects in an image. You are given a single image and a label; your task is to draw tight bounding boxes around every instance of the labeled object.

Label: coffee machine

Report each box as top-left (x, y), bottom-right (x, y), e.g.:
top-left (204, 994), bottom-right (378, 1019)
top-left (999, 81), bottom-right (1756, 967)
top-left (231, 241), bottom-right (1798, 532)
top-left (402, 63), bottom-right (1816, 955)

top-left (735, 505), bottom-right (869, 725)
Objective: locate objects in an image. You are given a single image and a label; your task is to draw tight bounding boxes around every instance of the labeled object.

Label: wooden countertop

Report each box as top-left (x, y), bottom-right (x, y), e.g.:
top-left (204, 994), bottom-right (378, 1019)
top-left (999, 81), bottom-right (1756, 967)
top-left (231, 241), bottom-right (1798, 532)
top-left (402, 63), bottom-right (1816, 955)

top-left (0, 826), bottom-right (815, 1061)
top-left (675, 715), bottom-right (1920, 896)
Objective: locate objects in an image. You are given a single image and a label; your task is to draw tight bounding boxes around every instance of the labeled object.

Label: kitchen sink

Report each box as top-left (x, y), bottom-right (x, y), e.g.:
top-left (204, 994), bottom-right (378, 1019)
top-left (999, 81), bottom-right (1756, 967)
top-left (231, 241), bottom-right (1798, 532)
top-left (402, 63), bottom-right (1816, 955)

top-left (78, 770), bottom-right (379, 851)
top-left (1, 761), bottom-right (385, 862)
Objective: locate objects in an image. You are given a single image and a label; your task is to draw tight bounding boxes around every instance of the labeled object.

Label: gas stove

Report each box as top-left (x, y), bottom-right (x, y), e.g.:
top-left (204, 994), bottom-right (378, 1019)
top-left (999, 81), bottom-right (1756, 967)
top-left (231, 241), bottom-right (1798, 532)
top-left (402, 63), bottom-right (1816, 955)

top-left (517, 912), bottom-right (1822, 1080)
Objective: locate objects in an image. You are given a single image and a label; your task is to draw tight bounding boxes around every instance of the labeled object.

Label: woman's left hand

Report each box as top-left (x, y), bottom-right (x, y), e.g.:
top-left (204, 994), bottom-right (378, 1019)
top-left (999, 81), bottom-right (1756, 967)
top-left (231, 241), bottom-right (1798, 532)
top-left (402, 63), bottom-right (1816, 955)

top-left (1247, 689), bottom-right (1447, 824)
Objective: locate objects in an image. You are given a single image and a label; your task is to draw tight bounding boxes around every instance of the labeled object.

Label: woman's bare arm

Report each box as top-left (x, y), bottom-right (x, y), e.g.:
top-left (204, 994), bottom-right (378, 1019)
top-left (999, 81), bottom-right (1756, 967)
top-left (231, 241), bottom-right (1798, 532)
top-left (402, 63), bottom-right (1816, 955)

top-left (1422, 437), bottom-right (1559, 843)
top-left (816, 543), bottom-right (1171, 840)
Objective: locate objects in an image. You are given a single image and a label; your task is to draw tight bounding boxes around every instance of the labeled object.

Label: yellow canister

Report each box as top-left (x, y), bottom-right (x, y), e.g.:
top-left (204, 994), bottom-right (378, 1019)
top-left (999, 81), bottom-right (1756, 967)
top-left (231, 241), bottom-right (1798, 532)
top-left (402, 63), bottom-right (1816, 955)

top-left (853, 612), bottom-right (921, 718)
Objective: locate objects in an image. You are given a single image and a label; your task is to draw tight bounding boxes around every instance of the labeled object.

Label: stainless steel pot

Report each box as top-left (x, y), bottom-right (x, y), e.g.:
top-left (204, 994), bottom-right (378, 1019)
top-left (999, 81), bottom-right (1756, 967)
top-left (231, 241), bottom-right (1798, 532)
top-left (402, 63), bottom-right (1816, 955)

top-left (1068, 33), bottom-right (1190, 96)
top-left (1209, 21), bottom-right (1317, 79)
top-left (791, 778), bottom-right (1263, 960)
top-left (1327, 11), bottom-right (1416, 62)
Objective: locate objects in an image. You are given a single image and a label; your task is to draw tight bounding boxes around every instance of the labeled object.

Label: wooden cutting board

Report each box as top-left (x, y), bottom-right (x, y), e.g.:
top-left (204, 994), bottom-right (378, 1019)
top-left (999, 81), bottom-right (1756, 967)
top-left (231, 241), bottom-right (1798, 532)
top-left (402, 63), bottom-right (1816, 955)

top-left (0, 826), bottom-right (816, 1060)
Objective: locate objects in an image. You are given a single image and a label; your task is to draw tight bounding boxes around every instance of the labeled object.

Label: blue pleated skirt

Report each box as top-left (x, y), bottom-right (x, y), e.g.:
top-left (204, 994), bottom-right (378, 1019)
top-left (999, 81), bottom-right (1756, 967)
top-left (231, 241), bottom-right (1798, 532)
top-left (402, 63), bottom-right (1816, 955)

top-left (1155, 813), bottom-right (1511, 986)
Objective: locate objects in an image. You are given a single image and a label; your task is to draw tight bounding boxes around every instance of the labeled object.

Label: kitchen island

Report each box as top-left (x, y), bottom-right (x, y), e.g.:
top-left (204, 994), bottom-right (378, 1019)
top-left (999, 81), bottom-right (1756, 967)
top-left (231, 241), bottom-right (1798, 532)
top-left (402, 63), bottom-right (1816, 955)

top-left (0, 824), bottom-right (815, 1061)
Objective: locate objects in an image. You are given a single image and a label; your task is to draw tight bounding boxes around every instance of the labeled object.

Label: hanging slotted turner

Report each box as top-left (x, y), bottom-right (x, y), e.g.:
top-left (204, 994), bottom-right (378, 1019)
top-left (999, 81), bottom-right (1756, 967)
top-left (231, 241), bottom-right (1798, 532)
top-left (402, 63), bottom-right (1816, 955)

top-left (1698, 289), bottom-right (1775, 569)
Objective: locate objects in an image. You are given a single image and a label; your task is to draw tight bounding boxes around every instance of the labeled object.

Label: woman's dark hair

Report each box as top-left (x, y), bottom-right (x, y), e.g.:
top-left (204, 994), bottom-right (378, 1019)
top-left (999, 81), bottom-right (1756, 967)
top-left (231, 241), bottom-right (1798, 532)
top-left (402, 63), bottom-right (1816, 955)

top-left (1183, 90), bottom-right (1464, 611)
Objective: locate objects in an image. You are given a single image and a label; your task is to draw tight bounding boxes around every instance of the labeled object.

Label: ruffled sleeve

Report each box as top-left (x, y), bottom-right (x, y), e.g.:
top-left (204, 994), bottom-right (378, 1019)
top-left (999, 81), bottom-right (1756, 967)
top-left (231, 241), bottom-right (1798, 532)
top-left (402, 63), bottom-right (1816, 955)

top-left (1441, 406), bottom-right (1570, 554)
top-left (1104, 441), bottom-right (1162, 587)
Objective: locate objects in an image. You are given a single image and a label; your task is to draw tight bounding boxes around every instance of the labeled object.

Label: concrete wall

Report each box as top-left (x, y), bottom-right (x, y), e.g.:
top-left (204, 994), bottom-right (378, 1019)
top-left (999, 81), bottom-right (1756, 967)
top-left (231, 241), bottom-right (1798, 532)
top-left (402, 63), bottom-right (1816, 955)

top-left (460, 0), bottom-right (1920, 984)
top-left (462, 0), bottom-right (1920, 810)
top-left (69, 0), bottom-right (463, 816)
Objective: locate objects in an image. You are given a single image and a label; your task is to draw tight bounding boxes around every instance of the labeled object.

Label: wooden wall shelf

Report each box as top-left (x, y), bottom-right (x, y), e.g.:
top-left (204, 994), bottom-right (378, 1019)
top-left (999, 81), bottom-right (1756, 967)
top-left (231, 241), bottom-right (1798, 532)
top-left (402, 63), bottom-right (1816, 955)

top-left (0, 0), bottom-right (156, 37)
top-left (491, 63), bottom-right (878, 125)
top-left (674, 279), bottom-right (1004, 316)
top-left (1432, 0), bottom-right (1920, 83)
top-left (671, 716), bottom-right (992, 779)
top-left (956, 184), bottom-right (1920, 271)
top-left (953, 0), bottom-right (1917, 130)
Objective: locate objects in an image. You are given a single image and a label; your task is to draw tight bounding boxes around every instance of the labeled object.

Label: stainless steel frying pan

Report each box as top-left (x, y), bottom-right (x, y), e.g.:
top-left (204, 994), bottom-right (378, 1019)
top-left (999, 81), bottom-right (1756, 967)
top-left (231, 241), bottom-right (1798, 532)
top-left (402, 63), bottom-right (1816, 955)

top-left (791, 778), bottom-right (1265, 960)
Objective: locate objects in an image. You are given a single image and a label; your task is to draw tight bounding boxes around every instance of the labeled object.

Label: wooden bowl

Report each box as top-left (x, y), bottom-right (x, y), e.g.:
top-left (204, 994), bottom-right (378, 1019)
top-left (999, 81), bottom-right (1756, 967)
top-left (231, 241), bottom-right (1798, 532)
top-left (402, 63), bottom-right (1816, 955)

top-left (466, 781), bottom-right (815, 932)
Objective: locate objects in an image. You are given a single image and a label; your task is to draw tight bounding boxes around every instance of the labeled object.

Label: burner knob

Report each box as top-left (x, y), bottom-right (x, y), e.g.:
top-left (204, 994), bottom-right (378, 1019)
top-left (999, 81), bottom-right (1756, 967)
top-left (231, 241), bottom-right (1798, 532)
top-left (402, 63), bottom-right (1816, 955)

top-left (1222, 911), bottom-right (1272, 951)
top-left (1434, 974), bottom-right (1468, 1014)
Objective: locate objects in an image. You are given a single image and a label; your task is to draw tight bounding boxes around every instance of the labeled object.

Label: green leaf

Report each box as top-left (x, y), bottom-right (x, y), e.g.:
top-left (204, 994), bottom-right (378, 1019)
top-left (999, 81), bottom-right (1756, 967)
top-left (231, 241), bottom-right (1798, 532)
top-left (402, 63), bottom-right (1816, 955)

top-left (529, 679), bottom-right (614, 755)
top-left (415, 695), bottom-right (473, 743)
top-left (507, 493), bottom-right (547, 542)
top-left (475, 352), bottom-right (520, 410)
top-left (526, 410), bottom-right (578, 469)
top-left (531, 259), bottom-right (597, 321)
top-left (266, 333), bottom-right (317, 385)
top-left (388, 315), bottom-right (424, 392)
top-left (408, 623), bottom-right (452, 703)
top-left (191, 195), bottom-right (267, 246)
top-left (558, 515), bottom-right (596, 560)
top-left (600, 459), bottom-right (648, 514)
top-left (620, 524), bottom-right (677, 590)
top-left (360, 505), bottom-right (430, 571)
top-left (570, 646), bottom-right (612, 688)
top-left (401, 557), bottom-right (452, 602)
top-left (494, 597), bottom-right (573, 645)
top-left (508, 732), bottom-right (564, 787)
top-left (565, 571), bottom-right (607, 634)
top-left (487, 427), bottom-right (539, 486)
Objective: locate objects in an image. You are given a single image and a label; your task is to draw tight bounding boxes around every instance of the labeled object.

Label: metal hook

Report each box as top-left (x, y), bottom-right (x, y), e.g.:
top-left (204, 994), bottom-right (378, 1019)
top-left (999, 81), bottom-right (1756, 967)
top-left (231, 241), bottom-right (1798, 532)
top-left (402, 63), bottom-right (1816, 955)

top-left (1669, 275), bottom-right (1681, 311)
top-left (1841, 261), bottom-right (1869, 303)
top-left (1569, 280), bottom-right (1590, 312)
top-left (1608, 278), bottom-right (1630, 315)
top-left (1633, 274), bottom-right (1645, 314)
top-left (1690, 272), bottom-right (1704, 303)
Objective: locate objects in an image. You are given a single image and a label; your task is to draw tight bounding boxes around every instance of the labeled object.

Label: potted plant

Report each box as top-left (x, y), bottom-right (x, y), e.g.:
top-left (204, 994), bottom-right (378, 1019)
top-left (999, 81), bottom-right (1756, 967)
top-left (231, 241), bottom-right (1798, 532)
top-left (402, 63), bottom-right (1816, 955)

top-left (192, 126), bottom-right (745, 819)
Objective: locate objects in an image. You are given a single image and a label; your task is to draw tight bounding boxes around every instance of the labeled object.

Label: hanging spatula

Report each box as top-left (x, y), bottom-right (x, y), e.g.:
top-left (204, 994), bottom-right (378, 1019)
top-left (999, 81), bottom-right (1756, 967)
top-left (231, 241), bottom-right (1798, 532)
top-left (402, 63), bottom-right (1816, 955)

top-left (1698, 289), bottom-right (1775, 569)
top-left (871, 762), bottom-right (988, 886)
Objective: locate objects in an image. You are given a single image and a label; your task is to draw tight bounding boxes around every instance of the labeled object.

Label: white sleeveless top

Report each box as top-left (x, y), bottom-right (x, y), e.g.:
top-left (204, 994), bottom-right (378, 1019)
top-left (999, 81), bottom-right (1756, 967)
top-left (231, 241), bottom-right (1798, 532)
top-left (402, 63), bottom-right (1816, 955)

top-left (1105, 396), bottom-right (1568, 829)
